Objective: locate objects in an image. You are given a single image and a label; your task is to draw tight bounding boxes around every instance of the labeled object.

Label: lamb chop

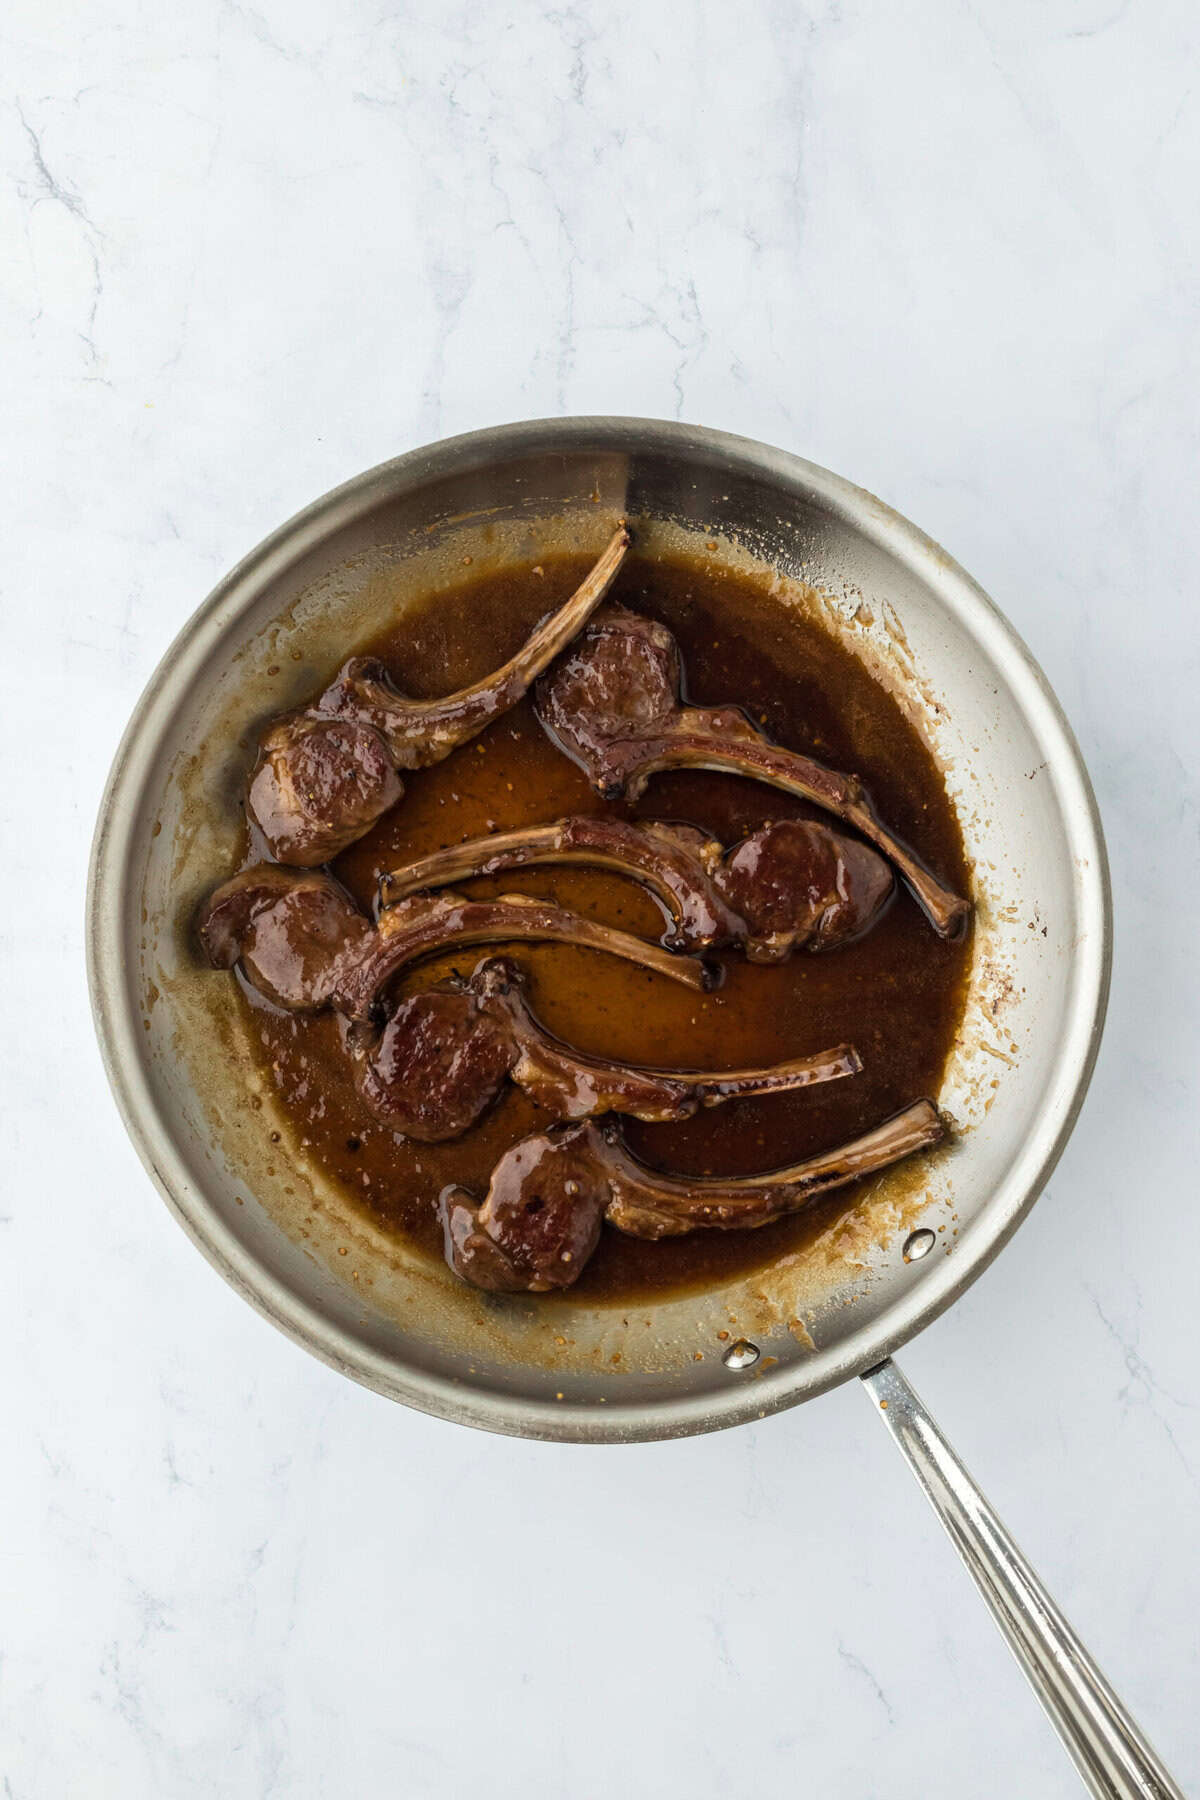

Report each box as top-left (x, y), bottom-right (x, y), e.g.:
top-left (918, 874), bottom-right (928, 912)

top-left (198, 863), bottom-right (373, 1011)
top-left (378, 813), bottom-right (894, 960)
top-left (248, 526), bottom-right (630, 865)
top-left (534, 605), bottom-right (970, 939)
top-left (440, 1100), bottom-right (945, 1292)
top-left (348, 955), bottom-right (860, 1140)
top-left (197, 862), bottom-right (713, 1022)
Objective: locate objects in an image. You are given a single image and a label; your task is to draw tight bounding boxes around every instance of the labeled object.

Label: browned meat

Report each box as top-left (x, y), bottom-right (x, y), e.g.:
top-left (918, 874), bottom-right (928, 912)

top-left (347, 955), bottom-right (860, 1140)
top-left (196, 864), bottom-right (371, 1010)
top-left (714, 817), bottom-right (893, 959)
top-left (378, 813), bottom-right (894, 960)
top-left (247, 527), bottom-right (631, 865)
top-left (247, 718), bottom-right (404, 868)
top-left (347, 986), bottom-right (517, 1141)
top-left (439, 1100), bottom-right (946, 1291)
top-left (534, 605), bottom-right (970, 939)
top-left (197, 864), bottom-right (713, 1022)
top-left (440, 1122), bottom-right (609, 1292)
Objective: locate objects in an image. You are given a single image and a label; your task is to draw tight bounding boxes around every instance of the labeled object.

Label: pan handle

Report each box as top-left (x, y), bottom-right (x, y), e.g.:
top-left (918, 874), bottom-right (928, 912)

top-left (862, 1358), bottom-right (1184, 1799)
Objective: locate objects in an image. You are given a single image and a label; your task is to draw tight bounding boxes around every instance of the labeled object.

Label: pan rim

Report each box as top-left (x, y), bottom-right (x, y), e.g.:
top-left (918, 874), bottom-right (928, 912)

top-left (86, 416), bottom-right (1112, 1443)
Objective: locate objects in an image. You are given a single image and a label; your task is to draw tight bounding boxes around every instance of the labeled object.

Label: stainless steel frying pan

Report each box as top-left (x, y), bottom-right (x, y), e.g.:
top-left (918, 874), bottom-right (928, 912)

top-left (87, 419), bottom-right (1182, 1797)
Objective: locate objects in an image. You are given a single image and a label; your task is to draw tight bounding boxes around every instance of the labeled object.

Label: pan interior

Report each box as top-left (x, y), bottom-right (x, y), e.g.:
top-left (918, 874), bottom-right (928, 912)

top-left (89, 421), bottom-right (1109, 1442)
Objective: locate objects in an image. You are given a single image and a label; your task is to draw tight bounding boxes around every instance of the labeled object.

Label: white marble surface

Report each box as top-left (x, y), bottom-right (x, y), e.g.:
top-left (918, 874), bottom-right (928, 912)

top-left (3, 2), bottom-right (1198, 1793)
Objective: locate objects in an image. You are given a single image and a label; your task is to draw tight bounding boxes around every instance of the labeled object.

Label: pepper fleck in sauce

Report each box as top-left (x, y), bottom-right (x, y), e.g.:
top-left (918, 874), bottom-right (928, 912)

top-left (239, 549), bottom-right (971, 1302)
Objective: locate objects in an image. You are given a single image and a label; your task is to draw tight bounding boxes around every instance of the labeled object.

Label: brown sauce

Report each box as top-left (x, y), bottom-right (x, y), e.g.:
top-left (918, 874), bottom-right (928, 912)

top-left (239, 549), bottom-right (971, 1302)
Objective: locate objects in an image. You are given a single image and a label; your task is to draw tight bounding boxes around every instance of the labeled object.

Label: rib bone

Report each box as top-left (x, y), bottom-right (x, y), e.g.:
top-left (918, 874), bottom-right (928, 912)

top-left (598, 1100), bottom-right (945, 1237)
top-left (378, 813), bottom-right (894, 959)
top-left (337, 890), bottom-right (713, 1020)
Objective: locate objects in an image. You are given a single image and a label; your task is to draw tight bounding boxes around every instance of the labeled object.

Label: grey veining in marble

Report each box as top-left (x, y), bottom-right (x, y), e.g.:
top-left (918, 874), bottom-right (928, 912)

top-left (3, 2), bottom-right (1198, 1794)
